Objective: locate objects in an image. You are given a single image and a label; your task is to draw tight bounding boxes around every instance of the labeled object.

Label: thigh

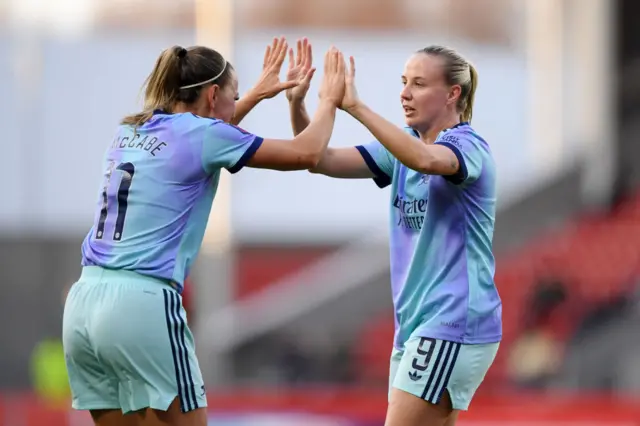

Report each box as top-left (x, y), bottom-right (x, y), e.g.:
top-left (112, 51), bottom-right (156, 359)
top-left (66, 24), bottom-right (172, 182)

top-left (90, 284), bottom-right (207, 415)
top-left (135, 397), bottom-right (208, 426)
top-left (63, 281), bottom-right (120, 411)
top-left (90, 409), bottom-right (138, 426)
top-left (385, 387), bottom-right (452, 426)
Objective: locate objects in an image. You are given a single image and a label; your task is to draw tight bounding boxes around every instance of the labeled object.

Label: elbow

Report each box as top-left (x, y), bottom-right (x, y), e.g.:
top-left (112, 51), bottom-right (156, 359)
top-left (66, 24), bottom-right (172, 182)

top-left (301, 151), bottom-right (322, 170)
top-left (414, 157), bottom-right (435, 175)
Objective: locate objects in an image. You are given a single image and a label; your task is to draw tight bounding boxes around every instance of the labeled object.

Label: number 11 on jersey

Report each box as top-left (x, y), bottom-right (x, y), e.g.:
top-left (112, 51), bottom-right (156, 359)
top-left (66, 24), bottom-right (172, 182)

top-left (95, 162), bottom-right (136, 241)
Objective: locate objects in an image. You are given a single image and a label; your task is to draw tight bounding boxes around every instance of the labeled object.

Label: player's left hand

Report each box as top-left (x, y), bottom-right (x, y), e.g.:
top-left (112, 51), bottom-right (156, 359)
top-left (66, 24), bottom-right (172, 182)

top-left (251, 37), bottom-right (301, 100)
top-left (340, 56), bottom-right (362, 113)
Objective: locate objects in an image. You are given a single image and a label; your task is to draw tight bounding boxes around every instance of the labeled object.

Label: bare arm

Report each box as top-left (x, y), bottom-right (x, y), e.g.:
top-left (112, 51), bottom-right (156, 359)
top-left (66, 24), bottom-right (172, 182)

top-left (342, 56), bottom-right (459, 176)
top-left (246, 99), bottom-right (337, 171)
top-left (230, 90), bottom-right (260, 126)
top-left (309, 147), bottom-right (374, 178)
top-left (289, 98), bottom-right (311, 136)
top-left (288, 99), bottom-right (374, 178)
top-left (347, 103), bottom-right (459, 176)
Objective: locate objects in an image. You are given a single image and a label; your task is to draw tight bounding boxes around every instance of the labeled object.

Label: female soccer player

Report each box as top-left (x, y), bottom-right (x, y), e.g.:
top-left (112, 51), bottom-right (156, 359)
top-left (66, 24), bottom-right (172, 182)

top-left (287, 42), bottom-right (501, 426)
top-left (62, 38), bottom-right (346, 426)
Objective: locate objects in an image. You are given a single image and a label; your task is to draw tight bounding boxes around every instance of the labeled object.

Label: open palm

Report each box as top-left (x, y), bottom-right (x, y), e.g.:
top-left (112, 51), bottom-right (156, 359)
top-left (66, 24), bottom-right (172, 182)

top-left (286, 38), bottom-right (314, 102)
top-left (340, 56), bottom-right (361, 112)
top-left (252, 37), bottom-right (301, 100)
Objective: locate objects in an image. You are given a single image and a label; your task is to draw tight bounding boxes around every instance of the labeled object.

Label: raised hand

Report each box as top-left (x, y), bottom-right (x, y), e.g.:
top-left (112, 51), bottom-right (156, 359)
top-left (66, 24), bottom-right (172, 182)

top-left (318, 47), bottom-right (346, 107)
top-left (340, 56), bottom-right (361, 113)
top-left (251, 37), bottom-right (304, 100)
top-left (285, 38), bottom-right (314, 102)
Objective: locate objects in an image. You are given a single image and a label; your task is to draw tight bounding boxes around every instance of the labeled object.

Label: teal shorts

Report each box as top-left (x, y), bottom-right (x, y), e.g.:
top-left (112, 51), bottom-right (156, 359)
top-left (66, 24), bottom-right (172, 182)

top-left (389, 337), bottom-right (499, 410)
top-left (62, 266), bottom-right (206, 414)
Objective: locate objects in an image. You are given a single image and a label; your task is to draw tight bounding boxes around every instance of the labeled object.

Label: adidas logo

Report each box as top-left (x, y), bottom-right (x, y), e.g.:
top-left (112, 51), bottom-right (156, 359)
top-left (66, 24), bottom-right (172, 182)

top-left (408, 371), bottom-right (422, 381)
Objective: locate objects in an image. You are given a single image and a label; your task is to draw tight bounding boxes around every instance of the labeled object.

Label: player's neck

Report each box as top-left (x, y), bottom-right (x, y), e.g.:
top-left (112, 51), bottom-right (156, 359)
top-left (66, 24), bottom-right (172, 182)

top-left (416, 113), bottom-right (461, 144)
top-left (173, 102), bottom-right (210, 118)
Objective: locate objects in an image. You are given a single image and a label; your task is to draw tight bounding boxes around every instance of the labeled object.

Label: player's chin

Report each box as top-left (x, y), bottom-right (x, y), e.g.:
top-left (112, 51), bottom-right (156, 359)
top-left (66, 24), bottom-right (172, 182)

top-left (403, 114), bottom-right (423, 129)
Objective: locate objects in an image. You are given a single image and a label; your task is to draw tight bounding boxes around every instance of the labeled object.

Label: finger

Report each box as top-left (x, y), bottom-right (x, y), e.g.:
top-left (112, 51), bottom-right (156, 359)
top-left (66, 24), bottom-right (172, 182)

top-left (306, 39), bottom-right (313, 69)
top-left (269, 37), bottom-right (279, 62)
top-left (332, 47), bottom-right (339, 73)
top-left (263, 45), bottom-right (272, 69)
top-left (265, 37), bottom-right (278, 66)
top-left (331, 48), bottom-right (339, 74)
top-left (275, 37), bottom-right (288, 67)
top-left (324, 47), bottom-right (332, 75)
top-left (296, 39), bottom-right (303, 66)
top-left (288, 47), bottom-right (294, 70)
top-left (302, 67), bottom-right (316, 84)
top-left (349, 56), bottom-right (356, 78)
top-left (279, 80), bottom-right (301, 91)
top-left (300, 38), bottom-right (308, 66)
top-left (337, 51), bottom-right (345, 76)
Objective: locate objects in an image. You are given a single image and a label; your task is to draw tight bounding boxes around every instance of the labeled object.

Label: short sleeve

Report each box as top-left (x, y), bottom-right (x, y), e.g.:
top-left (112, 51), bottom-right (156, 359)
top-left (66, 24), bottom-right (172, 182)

top-left (436, 132), bottom-right (483, 185)
top-left (201, 122), bottom-right (264, 174)
top-left (355, 141), bottom-right (395, 188)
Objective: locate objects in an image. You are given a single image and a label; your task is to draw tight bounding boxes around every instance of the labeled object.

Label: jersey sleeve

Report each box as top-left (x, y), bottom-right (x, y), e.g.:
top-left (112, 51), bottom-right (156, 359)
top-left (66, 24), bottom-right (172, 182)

top-left (201, 122), bottom-right (264, 174)
top-left (435, 132), bottom-right (483, 185)
top-left (355, 141), bottom-right (394, 188)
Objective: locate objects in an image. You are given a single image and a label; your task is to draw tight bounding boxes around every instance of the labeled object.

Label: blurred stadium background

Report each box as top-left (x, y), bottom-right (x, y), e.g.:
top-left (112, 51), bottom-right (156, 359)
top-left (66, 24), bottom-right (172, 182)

top-left (2, 0), bottom-right (640, 424)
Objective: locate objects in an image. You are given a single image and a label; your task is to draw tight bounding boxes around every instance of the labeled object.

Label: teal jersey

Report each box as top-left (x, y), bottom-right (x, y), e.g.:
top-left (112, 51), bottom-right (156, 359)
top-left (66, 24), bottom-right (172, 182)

top-left (81, 112), bottom-right (263, 290)
top-left (356, 123), bottom-right (501, 346)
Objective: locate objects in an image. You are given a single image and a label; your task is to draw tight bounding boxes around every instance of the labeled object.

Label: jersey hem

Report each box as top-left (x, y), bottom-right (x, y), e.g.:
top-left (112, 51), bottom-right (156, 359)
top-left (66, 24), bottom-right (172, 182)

top-left (411, 330), bottom-right (502, 345)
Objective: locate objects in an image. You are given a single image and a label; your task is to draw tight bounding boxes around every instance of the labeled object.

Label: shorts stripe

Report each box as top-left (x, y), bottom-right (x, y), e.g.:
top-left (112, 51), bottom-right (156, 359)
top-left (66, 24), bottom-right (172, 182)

top-left (420, 340), bottom-right (462, 403)
top-left (435, 342), bottom-right (461, 403)
top-left (163, 289), bottom-right (198, 412)
top-left (173, 293), bottom-right (198, 410)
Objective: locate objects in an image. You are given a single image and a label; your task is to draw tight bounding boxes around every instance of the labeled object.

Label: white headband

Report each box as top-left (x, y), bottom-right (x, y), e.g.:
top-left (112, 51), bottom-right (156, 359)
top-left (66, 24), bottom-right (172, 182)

top-left (179, 59), bottom-right (227, 90)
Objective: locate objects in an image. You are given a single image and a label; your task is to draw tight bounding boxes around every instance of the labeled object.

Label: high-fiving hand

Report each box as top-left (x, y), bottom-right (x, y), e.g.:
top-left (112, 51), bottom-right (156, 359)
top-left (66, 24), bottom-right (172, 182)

top-left (286, 38), bottom-right (315, 102)
top-left (252, 37), bottom-right (308, 100)
top-left (318, 47), bottom-right (346, 107)
top-left (340, 56), bottom-right (361, 113)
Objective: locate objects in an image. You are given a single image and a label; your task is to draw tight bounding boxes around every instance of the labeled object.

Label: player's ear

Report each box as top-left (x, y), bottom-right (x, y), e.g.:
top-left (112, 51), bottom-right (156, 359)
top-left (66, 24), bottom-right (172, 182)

top-left (207, 84), bottom-right (220, 108)
top-left (447, 84), bottom-right (461, 107)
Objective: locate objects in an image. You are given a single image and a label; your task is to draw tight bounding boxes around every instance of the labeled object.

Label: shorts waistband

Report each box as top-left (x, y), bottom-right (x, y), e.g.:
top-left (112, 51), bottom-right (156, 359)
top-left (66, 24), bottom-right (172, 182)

top-left (80, 266), bottom-right (179, 291)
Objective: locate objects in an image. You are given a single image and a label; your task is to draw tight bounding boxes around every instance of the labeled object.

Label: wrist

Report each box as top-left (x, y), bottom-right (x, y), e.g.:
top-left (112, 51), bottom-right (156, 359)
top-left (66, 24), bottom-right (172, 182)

top-left (318, 98), bottom-right (339, 109)
top-left (288, 97), bottom-right (306, 107)
top-left (346, 101), bottom-right (366, 117)
top-left (245, 87), bottom-right (265, 103)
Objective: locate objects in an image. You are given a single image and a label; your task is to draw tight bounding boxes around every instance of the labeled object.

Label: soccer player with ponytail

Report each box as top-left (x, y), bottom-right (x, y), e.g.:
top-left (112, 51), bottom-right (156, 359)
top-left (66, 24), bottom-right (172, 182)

top-left (63, 38), bottom-right (346, 426)
top-left (288, 44), bottom-right (500, 426)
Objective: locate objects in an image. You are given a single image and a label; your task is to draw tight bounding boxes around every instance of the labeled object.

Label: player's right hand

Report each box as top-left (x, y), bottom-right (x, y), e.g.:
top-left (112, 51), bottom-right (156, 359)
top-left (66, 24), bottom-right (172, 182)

top-left (340, 55), bottom-right (362, 113)
top-left (318, 47), bottom-right (346, 107)
top-left (286, 38), bottom-right (314, 102)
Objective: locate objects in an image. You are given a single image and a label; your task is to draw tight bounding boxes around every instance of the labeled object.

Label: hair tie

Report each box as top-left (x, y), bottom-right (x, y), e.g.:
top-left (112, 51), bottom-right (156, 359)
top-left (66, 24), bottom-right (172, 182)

top-left (177, 48), bottom-right (188, 59)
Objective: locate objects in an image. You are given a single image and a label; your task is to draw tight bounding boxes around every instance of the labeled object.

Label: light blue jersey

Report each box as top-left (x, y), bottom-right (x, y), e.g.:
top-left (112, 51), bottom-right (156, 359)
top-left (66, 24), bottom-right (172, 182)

top-left (356, 122), bottom-right (501, 347)
top-left (81, 111), bottom-right (263, 291)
